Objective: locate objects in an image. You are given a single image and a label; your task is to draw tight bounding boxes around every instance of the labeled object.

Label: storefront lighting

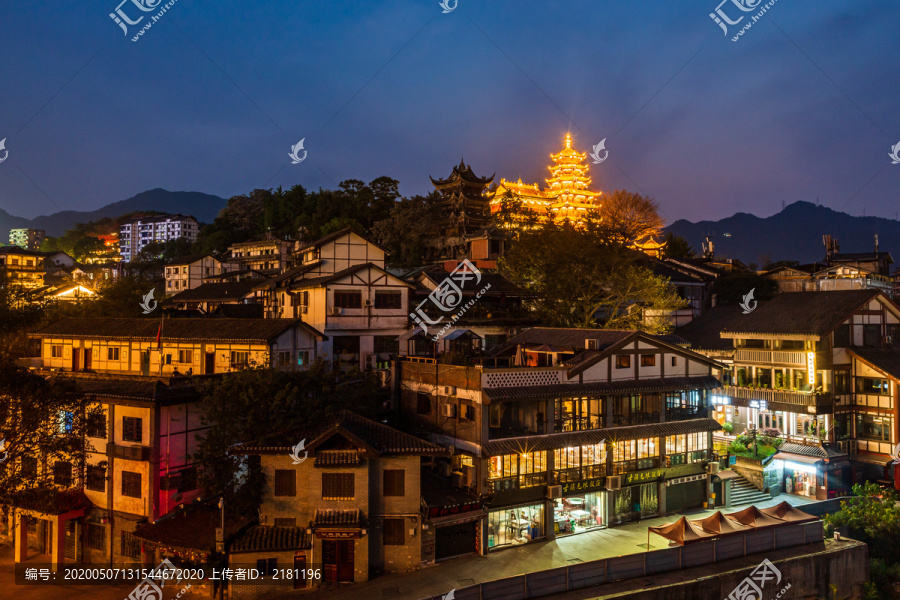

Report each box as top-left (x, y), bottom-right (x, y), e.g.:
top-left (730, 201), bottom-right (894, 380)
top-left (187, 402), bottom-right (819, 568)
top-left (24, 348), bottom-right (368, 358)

top-left (783, 460), bottom-right (817, 475)
top-left (807, 352), bottom-right (815, 385)
top-left (711, 395), bottom-right (731, 405)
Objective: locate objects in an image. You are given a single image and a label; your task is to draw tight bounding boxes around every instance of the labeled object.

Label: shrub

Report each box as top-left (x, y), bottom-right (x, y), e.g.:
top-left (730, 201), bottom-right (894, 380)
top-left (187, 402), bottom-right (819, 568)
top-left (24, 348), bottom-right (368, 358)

top-left (761, 427), bottom-right (781, 438)
top-left (722, 422), bottom-right (734, 434)
top-left (727, 441), bottom-right (747, 455)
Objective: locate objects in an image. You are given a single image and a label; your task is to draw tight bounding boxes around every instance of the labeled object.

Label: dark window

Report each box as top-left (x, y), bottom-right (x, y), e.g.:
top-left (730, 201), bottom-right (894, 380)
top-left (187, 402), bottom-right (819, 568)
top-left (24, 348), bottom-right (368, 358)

top-left (383, 470), bottom-right (405, 496)
top-left (615, 355), bottom-right (631, 369)
top-left (86, 412), bottom-right (107, 439)
top-left (640, 354), bottom-right (656, 367)
top-left (86, 524), bottom-right (106, 551)
top-left (374, 335), bottom-right (400, 355)
top-left (334, 291), bottom-right (362, 309)
top-left (416, 393), bottom-right (431, 415)
top-left (86, 466), bottom-right (106, 492)
top-left (121, 531), bottom-right (141, 558)
top-left (383, 518), bottom-right (405, 546)
top-left (274, 518), bottom-right (296, 527)
top-left (856, 377), bottom-right (889, 395)
top-left (463, 404), bottom-right (476, 421)
top-left (121, 471), bottom-right (142, 498)
top-left (53, 462), bottom-right (72, 486)
top-left (322, 473), bottom-right (354, 500)
top-left (374, 292), bottom-right (402, 309)
top-left (833, 324), bottom-right (851, 347)
top-left (107, 347), bottom-right (120, 360)
top-left (257, 558), bottom-right (277, 577)
top-left (855, 413), bottom-right (892, 442)
top-left (122, 417), bottom-right (142, 443)
top-left (274, 470), bottom-right (297, 497)
top-left (863, 324), bottom-right (881, 347)
top-left (834, 370), bottom-right (851, 394)
top-left (671, 356), bottom-right (677, 367)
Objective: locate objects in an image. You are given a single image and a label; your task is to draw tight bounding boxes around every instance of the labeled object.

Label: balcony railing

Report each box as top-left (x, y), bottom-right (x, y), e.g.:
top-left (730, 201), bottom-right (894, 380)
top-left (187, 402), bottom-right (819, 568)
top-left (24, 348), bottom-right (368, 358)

top-left (735, 349), bottom-right (807, 366)
top-left (554, 417), bottom-right (603, 433)
top-left (719, 385), bottom-right (833, 408)
top-left (610, 412), bottom-right (662, 427)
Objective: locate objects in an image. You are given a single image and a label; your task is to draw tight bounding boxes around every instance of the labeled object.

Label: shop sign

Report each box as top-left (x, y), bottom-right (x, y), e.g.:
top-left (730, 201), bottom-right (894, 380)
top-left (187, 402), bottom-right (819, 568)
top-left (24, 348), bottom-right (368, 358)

top-left (749, 400), bottom-right (767, 410)
top-left (560, 478), bottom-right (606, 494)
top-left (315, 530), bottom-right (361, 540)
top-left (624, 468), bottom-right (665, 486)
top-left (427, 501), bottom-right (481, 519)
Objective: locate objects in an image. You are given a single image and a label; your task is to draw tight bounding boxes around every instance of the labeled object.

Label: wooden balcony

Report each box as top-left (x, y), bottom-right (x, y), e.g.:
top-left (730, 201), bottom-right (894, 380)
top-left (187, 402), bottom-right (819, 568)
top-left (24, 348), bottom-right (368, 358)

top-left (719, 385), bottom-right (833, 409)
top-left (734, 349), bottom-right (807, 366)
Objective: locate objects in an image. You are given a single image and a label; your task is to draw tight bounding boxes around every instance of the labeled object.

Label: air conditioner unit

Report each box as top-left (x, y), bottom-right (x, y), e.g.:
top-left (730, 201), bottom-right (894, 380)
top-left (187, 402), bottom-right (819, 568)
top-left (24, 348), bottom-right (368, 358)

top-left (364, 354), bottom-right (375, 367)
top-left (606, 475), bottom-right (622, 491)
top-left (546, 485), bottom-right (562, 499)
top-left (331, 307), bottom-right (342, 316)
top-left (441, 404), bottom-right (457, 418)
top-left (365, 299), bottom-right (373, 307)
top-left (462, 465), bottom-right (477, 488)
top-left (883, 336), bottom-right (894, 345)
top-left (301, 305), bottom-right (308, 314)
top-left (707, 462), bottom-right (719, 474)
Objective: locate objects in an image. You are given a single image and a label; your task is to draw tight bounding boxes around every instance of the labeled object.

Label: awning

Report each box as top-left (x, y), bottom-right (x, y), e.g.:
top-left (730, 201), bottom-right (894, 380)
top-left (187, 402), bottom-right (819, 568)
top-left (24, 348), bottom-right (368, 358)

top-left (444, 329), bottom-right (482, 341)
top-left (854, 453), bottom-right (895, 466)
top-left (773, 452), bottom-right (821, 465)
top-left (429, 510), bottom-right (486, 528)
top-left (713, 470), bottom-right (742, 481)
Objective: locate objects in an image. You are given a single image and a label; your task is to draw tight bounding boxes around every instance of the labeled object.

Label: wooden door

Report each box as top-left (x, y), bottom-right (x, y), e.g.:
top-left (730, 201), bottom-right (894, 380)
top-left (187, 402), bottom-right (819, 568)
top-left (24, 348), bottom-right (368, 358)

top-left (72, 348), bottom-right (80, 372)
top-left (293, 553), bottom-right (307, 589)
top-left (322, 540), bottom-right (354, 583)
top-left (83, 349), bottom-right (92, 371)
top-left (205, 352), bottom-right (215, 374)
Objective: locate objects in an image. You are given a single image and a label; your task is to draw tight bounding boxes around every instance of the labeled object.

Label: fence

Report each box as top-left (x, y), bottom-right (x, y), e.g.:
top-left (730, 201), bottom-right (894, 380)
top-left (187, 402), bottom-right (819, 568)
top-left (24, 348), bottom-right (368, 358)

top-left (420, 520), bottom-right (824, 600)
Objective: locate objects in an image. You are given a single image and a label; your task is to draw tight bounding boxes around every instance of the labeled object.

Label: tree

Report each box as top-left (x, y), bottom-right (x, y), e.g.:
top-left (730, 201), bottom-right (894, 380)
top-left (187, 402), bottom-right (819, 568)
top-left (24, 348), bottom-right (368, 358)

top-left (595, 190), bottom-right (664, 244)
top-left (662, 233), bottom-right (695, 259)
top-left (500, 222), bottom-right (686, 331)
top-left (0, 361), bottom-right (101, 513)
top-left (193, 363), bottom-right (385, 514)
top-left (371, 192), bottom-right (441, 267)
top-left (72, 236), bottom-right (107, 261)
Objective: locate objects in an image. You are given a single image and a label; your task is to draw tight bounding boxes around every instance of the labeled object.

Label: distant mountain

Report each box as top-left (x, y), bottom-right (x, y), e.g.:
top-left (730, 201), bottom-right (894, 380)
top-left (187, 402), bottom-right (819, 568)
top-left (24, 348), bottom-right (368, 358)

top-left (665, 201), bottom-right (900, 267)
top-left (0, 189), bottom-right (227, 239)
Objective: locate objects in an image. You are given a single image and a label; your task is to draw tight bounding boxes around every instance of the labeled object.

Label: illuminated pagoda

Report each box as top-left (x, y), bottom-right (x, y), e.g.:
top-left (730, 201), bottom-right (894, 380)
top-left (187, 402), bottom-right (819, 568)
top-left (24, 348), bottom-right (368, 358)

top-left (428, 159), bottom-right (495, 260)
top-left (491, 133), bottom-right (602, 226)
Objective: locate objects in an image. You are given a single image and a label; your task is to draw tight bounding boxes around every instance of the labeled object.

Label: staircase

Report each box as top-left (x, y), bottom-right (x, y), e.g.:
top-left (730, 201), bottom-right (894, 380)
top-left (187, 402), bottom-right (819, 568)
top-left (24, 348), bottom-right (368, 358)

top-left (729, 475), bottom-right (771, 507)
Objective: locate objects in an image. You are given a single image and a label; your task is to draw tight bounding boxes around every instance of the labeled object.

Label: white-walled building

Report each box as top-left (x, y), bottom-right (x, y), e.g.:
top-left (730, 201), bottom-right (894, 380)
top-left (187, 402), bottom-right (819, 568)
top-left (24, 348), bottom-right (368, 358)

top-left (119, 215), bottom-right (199, 262)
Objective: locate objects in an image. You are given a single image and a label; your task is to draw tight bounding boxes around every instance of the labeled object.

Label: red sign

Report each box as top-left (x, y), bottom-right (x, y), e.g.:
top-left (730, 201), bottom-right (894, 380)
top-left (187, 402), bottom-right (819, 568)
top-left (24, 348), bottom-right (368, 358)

top-left (427, 501), bottom-right (481, 519)
top-left (315, 531), bottom-right (361, 540)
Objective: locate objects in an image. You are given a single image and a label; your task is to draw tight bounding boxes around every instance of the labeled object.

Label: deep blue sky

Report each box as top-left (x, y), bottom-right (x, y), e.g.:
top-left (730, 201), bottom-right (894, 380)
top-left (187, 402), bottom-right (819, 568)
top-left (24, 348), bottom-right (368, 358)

top-left (1, 0), bottom-right (898, 223)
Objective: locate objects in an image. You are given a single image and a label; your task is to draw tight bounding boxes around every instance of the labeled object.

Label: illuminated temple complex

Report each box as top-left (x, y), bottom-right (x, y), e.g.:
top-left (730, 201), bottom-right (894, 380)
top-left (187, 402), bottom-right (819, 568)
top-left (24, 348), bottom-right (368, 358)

top-left (492, 133), bottom-right (602, 225)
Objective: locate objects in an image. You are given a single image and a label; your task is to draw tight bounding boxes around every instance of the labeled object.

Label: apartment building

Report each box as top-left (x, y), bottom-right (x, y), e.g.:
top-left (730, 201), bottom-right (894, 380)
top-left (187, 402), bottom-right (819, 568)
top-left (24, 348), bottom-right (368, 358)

top-left (29, 317), bottom-right (326, 375)
top-left (227, 238), bottom-right (294, 274)
top-left (9, 228), bottom-right (46, 250)
top-left (119, 214), bottom-right (199, 262)
top-left (255, 229), bottom-right (411, 371)
top-left (681, 290), bottom-right (900, 497)
top-left (398, 327), bottom-right (724, 554)
top-left (232, 411), bottom-right (448, 594)
top-left (0, 245), bottom-right (44, 288)
top-left (164, 255), bottom-right (239, 293)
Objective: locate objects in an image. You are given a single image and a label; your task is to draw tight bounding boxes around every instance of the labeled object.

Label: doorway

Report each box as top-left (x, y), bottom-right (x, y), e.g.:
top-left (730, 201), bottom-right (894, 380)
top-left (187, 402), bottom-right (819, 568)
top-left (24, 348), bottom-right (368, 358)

top-left (293, 553), bottom-right (307, 589)
top-left (205, 353), bottom-right (215, 374)
top-left (83, 349), bottom-right (92, 371)
top-left (322, 540), bottom-right (354, 583)
top-left (72, 349), bottom-right (80, 372)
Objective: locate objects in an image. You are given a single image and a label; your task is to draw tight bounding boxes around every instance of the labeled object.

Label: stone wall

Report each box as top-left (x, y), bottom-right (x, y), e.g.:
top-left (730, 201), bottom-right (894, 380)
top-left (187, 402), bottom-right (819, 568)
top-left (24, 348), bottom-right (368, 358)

top-left (731, 458), bottom-right (766, 492)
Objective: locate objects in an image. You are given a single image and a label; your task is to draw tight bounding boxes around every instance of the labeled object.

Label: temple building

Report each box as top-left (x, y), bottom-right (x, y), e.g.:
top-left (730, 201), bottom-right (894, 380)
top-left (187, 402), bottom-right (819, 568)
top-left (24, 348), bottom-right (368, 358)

top-left (428, 160), bottom-right (495, 261)
top-left (491, 133), bottom-right (602, 226)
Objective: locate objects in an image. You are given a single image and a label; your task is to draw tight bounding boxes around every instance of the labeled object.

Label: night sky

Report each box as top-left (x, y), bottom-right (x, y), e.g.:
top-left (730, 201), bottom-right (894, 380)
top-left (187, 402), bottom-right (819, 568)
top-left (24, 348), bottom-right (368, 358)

top-left (1, 0), bottom-right (898, 223)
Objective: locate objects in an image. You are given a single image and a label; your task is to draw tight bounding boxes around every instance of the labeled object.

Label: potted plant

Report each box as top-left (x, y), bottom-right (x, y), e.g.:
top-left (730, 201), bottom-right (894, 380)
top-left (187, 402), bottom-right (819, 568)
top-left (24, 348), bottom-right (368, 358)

top-left (722, 422), bottom-right (734, 435)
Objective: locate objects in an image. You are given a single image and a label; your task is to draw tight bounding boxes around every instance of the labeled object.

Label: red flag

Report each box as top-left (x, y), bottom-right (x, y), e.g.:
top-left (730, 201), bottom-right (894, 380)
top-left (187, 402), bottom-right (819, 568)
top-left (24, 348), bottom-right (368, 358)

top-left (156, 321), bottom-right (162, 351)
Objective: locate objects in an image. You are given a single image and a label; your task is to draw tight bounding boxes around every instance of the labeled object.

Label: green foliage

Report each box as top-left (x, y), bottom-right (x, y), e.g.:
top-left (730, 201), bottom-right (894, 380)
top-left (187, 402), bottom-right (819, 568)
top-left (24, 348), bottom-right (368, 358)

top-left (371, 192), bottom-right (441, 268)
top-left (662, 233), bottom-right (695, 259)
top-left (0, 360), bottom-right (102, 512)
top-left (727, 440), bottom-right (747, 454)
top-left (193, 362), bottom-right (386, 514)
top-left (499, 221), bottom-right (687, 332)
top-left (721, 421), bottom-right (734, 434)
top-left (72, 236), bottom-right (107, 261)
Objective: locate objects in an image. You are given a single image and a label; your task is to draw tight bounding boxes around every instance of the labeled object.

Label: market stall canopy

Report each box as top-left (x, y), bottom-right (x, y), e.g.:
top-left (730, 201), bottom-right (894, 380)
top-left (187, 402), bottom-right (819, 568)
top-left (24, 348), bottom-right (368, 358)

top-left (648, 516), bottom-right (714, 545)
top-left (759, 501), bottom-right (818, 523)
top-left (690, 511), bottom-right (752, 535)
top-left (725, 505), bottom-right (786, 529)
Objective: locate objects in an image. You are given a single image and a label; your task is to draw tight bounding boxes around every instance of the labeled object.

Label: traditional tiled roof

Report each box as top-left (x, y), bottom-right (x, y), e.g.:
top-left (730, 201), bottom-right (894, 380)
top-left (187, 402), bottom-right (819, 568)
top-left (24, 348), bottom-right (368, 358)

top-left (720, 290), bottom-right (885, 338)
top-left (492, 328), bottom-right (635, 356)
top-left (483, 418), bottom-right (723, 456)
top-left (132, 500), bottom-right (254, 553)
top-left (61, 374), bottom-right (202, 404)
top-left (849, 348), bottom-right (900, 381)
top-left (239, 410), bottom-right (449, 457)
top-left (30, 317), bottom-right (325, 342)
top-left (676, 305), bottom-right (745, 350)
top-left (482, 375), bottom-right (722, 402)
top-left (295, 228), bottom-right (388, 255)
top-left (167, 254), bottom-right (211, 266)
top-left (230, 526), bottom-right (311, 553)
top-left (288, 263), bottom-right (412, 290)
top-left (314, 450), bottom-right (362, 467)
top-left (0, 245), bottom-right (45, 257)
top-left (314, 509), bottom-right (365, 527)
top-left (416, 267), bottom-right (526, 295)
top-left (778, 442), bottom-right (847, 460)
top-left (168, 281), bottom-right (257, 302)
top-left (12, 489), bottom-right (91, 515)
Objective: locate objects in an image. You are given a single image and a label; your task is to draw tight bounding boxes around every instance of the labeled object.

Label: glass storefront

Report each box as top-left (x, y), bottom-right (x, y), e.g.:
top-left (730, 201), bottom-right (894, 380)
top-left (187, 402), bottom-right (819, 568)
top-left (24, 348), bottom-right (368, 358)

top-left (611, 483), bottom-right (659, 524)
top-left (784, 464), bottom-right (817, 498)
top-left (488, 452), bottom-right (547, 493)
top-left (553, 492), bottom-right (607, 535)
top-left (487, 503), bottom-right (545, 549)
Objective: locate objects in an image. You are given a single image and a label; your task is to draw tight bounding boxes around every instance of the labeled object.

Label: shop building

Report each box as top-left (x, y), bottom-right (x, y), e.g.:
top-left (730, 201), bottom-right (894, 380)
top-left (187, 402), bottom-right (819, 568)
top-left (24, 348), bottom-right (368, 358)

top-left (398, 327), bottom-right (726, 552)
